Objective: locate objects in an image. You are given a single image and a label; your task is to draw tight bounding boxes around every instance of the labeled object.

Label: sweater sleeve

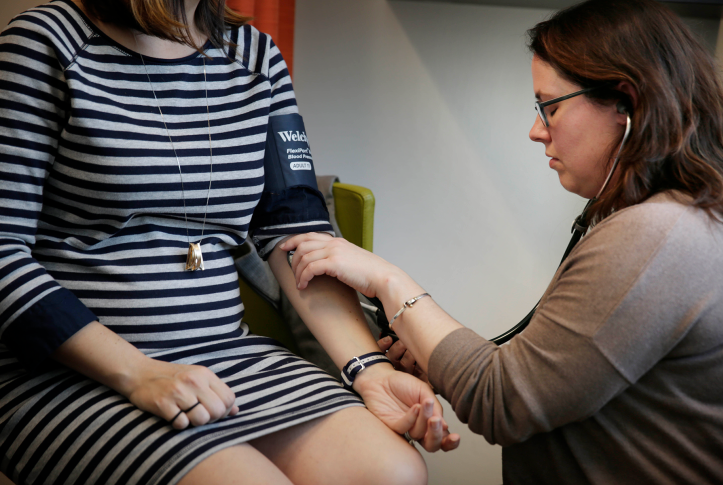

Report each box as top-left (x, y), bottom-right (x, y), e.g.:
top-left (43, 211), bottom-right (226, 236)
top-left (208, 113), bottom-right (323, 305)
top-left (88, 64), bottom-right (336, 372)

top-left (247, 30), bottom-right (333, 259)
top-left (0, 7), bottom-right (97, 367)
top-left (428, 197), bottom-right (718, 446)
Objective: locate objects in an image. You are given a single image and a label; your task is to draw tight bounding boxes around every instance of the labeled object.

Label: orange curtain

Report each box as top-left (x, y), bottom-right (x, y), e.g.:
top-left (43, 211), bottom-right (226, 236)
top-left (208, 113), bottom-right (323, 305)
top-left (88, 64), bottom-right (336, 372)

top-left (227, 0), bottom-right (296, 77)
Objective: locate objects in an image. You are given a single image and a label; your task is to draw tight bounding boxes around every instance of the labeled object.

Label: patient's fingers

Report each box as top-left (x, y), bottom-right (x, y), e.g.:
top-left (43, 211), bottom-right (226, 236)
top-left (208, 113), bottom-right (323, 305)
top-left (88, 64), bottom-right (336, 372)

top-left (410, 401), bottom-right (459, 453)
top-left (420, 417), bottom-right (445, 452)
top-left (408, 398), bottom-right (435, 441)
top-left (419, 422), bottom-right (460, 453)
top-left (393, 404), bottom-right (421, 435)
top-left (441, 433), bottom-right (461, 452)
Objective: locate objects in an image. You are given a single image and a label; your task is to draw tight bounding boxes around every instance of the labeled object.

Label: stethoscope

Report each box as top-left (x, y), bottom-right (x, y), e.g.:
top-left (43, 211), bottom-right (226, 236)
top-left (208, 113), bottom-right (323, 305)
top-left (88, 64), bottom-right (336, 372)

top-left (371, 105), bottom-right (633, 345)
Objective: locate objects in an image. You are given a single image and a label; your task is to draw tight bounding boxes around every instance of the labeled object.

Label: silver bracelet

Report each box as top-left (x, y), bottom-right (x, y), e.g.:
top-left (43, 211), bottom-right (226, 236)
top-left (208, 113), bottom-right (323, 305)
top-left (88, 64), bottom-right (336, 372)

top-left (388, 293), bottom-right (430, 330)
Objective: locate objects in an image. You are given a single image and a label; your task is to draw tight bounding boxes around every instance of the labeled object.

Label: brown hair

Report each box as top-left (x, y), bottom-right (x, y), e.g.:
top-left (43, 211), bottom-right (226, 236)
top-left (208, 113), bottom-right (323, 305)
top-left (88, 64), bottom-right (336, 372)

top-left (80, 0), bottom-right (249, 51)
top-left (528, 0), bottom-right (723, 223)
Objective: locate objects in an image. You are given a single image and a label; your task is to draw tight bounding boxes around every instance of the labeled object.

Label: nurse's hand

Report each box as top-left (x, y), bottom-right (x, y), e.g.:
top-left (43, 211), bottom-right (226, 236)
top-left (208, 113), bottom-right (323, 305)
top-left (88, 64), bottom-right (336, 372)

top-left (279, 233), bottom-right (399, 298)
top-left (378, 335), bottom-right (430, 385)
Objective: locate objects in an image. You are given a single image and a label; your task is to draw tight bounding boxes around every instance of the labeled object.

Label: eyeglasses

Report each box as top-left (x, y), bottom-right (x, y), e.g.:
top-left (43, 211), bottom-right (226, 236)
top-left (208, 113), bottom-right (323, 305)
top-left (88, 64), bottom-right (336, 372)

top-left (534, 86), bottom-right (601, 127)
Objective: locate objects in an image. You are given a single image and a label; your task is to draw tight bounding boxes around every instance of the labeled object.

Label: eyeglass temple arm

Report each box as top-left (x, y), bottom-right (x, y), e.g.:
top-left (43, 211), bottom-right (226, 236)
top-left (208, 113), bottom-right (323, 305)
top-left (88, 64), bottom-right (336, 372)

top-left (537, 85), bottom-right (601, 107)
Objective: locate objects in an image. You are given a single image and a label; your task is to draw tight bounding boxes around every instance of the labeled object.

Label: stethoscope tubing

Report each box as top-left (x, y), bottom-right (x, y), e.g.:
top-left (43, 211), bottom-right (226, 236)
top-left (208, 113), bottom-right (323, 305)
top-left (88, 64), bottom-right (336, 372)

top-left (489, 114), bottom-right (632, 344)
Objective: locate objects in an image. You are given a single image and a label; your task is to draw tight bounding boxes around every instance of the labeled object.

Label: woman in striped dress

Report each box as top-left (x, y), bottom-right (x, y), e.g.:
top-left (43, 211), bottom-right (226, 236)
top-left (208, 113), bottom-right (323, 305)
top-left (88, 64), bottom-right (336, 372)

top-left (0, 0), bottom-right (459, 484)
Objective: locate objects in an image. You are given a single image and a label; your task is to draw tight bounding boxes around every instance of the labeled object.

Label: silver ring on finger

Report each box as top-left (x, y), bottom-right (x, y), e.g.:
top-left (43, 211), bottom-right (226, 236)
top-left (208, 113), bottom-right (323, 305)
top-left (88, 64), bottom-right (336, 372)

top-left (403, 431), bottom-right (416, 446)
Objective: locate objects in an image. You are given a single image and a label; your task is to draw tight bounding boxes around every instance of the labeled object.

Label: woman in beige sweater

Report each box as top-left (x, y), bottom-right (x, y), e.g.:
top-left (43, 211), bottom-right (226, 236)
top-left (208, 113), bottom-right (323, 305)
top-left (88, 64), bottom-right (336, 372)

top-left (281, 0), bottom-right (723, 483)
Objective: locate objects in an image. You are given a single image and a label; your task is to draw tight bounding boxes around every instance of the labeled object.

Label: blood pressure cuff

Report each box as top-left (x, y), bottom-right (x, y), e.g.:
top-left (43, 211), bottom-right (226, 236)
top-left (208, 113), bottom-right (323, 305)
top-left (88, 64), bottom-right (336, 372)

top-left (249, 113), bottom-right (334, 259)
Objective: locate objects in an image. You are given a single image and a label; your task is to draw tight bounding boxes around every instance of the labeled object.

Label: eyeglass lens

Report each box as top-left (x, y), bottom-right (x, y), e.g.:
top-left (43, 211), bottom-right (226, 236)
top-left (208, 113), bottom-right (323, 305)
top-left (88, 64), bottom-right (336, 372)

top-left (535, 103), bottom-right (549, 127)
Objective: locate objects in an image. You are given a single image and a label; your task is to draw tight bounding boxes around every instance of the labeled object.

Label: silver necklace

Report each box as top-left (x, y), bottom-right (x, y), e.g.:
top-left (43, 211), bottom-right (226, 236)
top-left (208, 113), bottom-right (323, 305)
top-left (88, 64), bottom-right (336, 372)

top-left (138, 49), bottom-right (213, 271)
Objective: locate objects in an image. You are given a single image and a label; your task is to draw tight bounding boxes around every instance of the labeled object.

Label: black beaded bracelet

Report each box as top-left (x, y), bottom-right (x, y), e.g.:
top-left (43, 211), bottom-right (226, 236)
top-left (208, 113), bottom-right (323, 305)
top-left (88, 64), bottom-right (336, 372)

top-left (341, 352), bottom-right (391, 391)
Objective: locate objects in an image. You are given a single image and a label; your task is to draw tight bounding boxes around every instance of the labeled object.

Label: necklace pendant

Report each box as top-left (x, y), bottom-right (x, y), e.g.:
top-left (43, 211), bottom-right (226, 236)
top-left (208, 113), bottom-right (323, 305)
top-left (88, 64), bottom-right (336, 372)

top-left (186, 243), bottom-right (204, 271)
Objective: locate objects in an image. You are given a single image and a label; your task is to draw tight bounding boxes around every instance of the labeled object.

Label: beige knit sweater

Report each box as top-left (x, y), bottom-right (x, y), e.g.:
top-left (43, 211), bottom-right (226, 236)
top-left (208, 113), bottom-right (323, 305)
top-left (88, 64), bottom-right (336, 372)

top-left (429, 192), bottom-right (723, 484)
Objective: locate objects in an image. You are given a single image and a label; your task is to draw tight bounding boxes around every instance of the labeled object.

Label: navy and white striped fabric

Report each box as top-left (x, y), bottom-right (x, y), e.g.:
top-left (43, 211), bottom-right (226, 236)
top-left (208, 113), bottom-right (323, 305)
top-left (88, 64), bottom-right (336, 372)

top-left (0, 2), bottom-right (360, 484)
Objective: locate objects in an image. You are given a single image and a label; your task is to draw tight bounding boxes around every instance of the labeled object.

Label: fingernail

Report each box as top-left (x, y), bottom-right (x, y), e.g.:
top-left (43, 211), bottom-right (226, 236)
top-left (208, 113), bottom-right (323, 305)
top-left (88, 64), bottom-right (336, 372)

top-left (383, 336), bottom-right (392, 343)
top-left (424, 401), bottom-right (433, 414)
top-left (413, 405), bottom-right (420, 415)
top-left (433, 419), bottom-right (441, 430)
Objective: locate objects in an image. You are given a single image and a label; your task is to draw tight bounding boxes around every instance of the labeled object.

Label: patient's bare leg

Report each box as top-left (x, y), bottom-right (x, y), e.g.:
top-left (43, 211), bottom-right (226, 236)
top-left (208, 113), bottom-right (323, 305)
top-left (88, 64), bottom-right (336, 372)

top-left (178, 443), bottom-right (293, 485)
top-left (251, 406), bottom-right (428, 485)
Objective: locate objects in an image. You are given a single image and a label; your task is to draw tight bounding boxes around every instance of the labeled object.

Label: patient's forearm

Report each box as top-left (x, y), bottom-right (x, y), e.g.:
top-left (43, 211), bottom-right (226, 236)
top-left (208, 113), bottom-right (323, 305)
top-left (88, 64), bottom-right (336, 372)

top-left (268, 245), bottom-right (382, 370)
top-left (52, 321), bottom-right (157, 396)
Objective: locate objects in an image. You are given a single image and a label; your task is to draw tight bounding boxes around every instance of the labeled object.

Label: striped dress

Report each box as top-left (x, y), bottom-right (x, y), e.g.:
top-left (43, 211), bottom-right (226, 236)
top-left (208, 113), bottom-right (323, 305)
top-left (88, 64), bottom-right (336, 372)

top-left (0, 2), bottom-right (362, 484)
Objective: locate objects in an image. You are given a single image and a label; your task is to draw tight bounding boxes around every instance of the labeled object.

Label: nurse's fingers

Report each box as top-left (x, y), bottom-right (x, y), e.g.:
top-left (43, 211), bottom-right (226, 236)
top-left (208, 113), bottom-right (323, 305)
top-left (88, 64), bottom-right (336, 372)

top-left (289, 240), bottom-right (331, 274)
top-left (377, 336), bottom-right (394, 353)
top-left (385, 340), bottom-right (407, 366)
top-left (399, 349), bottom-right (417, 375)
top-left (279, 232), bottom-right (332, 252)
top-left (295, 257), bottom-right (340, 289)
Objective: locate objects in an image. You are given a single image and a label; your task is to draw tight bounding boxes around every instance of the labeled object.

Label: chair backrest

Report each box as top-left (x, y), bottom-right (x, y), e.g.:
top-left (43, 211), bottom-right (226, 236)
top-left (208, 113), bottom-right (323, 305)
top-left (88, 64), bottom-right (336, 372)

top-left (332, 183), bottom-right (375, 252)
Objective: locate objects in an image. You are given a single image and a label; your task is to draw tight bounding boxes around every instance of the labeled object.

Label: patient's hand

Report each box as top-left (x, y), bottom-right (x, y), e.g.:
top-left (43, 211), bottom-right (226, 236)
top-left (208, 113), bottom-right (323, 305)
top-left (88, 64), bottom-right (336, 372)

top-left (128, 360), bottom-right (239, 430)
top-left (354, 363), bottom-right (460, 452)
top-left (378, 336), bottom-right (430, 385)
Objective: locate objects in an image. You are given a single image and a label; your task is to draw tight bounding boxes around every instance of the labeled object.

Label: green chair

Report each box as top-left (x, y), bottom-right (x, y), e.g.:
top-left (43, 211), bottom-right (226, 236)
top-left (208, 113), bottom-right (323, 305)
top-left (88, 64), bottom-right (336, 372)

top-left (238, 182), bottom-right (375, 354)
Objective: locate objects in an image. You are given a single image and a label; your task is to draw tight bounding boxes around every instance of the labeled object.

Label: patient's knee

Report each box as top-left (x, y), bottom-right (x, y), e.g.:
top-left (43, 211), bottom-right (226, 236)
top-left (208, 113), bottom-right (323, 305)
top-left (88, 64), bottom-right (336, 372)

top-left (372, 442), bottom-right (428, 485)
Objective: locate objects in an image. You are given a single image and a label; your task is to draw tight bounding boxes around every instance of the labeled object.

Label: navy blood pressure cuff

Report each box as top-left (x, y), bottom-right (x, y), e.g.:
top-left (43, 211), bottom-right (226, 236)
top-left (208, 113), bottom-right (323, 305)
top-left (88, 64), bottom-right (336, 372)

top-left (264, 113), bottom-right (319, 192)
top-left (249, 113), bottom-right (333, 259)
